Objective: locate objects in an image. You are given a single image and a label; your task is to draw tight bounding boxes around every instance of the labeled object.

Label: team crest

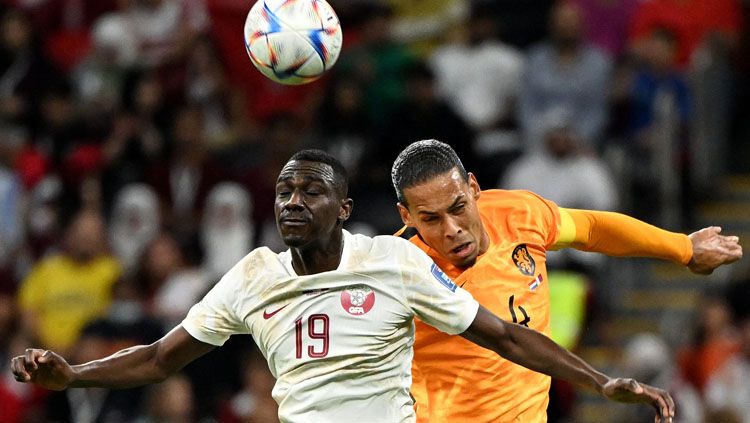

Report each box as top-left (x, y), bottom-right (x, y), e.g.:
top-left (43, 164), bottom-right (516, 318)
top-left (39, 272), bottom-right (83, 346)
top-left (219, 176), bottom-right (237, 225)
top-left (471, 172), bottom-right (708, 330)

top-left (512, 244), bottom-right (536, 276)
top-left (340, 285), bottom-right (375, 315)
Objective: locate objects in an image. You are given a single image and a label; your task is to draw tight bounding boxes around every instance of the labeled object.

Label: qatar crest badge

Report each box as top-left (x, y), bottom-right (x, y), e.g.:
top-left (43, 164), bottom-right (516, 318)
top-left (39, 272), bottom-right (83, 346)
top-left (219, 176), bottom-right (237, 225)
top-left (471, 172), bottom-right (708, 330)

top-left (341, 285), bottom-right (375, 316)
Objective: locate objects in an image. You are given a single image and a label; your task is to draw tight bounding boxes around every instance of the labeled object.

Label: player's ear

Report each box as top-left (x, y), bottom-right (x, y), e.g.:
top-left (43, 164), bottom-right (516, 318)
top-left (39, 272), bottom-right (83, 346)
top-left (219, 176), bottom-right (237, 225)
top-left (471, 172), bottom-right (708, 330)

top-left (338, 198), bottom-right (353, 223)
top-left (468, 172), bottom-right (481, 200)
top-left (397, 202), bottom-right (412, 226)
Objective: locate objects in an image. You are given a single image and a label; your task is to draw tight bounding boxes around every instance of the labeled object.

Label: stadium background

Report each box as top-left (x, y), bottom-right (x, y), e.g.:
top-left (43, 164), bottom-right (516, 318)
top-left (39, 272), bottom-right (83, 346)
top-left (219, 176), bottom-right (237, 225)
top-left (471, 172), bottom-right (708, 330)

top-left (0, 0), bottom-right (748, 421)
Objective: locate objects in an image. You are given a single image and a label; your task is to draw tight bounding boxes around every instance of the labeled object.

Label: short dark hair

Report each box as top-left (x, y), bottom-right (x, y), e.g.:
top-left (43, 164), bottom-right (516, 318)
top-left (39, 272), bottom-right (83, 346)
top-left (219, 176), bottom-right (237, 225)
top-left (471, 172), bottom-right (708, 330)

top-left (287, 149), bottom-right (349, 197)
top-left (391, 140), bottom-right (468, 205)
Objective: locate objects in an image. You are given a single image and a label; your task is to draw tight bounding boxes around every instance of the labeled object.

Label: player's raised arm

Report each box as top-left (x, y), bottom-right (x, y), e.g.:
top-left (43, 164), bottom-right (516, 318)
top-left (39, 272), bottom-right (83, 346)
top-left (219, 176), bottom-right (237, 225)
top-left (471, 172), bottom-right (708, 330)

top-left (461, 306), bottom-right (675, 422)
top-left (552, 208), bottom-right (742, 274)
top-left (11, 326), bottom-right (214, 390)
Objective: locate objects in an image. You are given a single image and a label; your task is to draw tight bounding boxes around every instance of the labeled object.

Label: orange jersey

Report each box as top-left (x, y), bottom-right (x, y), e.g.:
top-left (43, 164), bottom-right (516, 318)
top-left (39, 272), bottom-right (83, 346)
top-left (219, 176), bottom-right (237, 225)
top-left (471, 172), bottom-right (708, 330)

top-left (404, 189), bottom-right (561, 423)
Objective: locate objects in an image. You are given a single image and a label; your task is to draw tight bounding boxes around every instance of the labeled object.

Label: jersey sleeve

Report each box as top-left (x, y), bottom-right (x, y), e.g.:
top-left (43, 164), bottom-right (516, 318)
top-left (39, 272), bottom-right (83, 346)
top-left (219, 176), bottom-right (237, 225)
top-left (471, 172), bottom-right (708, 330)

top-left (396, 240), bottom-right (479, 335)
top-left (182, 255), bottom-right (252, 346)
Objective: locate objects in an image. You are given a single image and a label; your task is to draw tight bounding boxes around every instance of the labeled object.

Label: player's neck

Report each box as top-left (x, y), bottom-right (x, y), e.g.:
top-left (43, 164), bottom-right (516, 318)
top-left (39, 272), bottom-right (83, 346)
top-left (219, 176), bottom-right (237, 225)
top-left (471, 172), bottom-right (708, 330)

top-left (478, 227), bottom-right (491, 256)
top-left (289, 230), bottom-right (345, 276)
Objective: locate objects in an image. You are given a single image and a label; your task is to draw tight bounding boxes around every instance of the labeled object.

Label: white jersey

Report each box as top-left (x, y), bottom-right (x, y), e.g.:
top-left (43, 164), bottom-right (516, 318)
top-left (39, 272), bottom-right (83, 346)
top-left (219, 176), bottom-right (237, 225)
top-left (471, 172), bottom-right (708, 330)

top-left (182, 230), bottom-right (479, 423)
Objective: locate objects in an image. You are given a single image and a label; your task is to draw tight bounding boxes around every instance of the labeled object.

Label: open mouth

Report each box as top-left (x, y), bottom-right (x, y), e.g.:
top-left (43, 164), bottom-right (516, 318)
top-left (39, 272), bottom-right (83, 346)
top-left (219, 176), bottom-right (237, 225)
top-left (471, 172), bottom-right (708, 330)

top-left (451, 242), bottom-right (474, 258)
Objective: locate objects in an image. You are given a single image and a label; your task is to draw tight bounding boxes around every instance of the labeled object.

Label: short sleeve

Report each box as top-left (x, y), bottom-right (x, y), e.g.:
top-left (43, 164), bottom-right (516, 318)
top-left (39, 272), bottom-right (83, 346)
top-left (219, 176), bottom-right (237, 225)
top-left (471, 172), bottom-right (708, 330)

top-left (397, 240), bottom-right (479, 335)
top-left (182, 258), bottom-right (251, 346)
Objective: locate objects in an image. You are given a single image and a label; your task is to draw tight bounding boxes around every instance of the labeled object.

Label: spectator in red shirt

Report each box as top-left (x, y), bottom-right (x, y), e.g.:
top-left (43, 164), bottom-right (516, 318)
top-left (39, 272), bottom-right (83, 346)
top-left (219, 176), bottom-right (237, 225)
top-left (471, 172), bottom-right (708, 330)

top-left (630, 0), bottom-right (743, 67)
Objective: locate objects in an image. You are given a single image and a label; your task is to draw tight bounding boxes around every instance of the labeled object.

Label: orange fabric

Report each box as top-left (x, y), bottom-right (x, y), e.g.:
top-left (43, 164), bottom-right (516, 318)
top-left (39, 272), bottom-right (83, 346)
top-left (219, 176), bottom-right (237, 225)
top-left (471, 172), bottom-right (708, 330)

top-left (407, 190), bottom-right (560, 422)
top-left (558, 208), bottom-right (693, 265)
top-left (678, 337), bottom-right (741, 392)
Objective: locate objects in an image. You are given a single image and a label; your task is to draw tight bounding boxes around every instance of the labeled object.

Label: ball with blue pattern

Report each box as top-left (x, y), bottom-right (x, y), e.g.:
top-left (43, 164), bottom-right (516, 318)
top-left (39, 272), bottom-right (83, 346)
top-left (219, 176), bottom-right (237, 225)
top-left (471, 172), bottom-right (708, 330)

top-left (244, 0), bottom-right (342, 85)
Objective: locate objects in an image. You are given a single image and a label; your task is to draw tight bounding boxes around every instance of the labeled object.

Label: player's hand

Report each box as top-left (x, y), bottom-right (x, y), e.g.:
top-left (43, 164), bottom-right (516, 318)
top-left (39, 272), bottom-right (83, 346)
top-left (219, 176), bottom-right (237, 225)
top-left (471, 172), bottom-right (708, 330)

top-left (601, 378), bottom-right (675, 423)
top-left (687, 226), bottom-right (742, 274)
top-left (11, 348), bottom-right (74, 391)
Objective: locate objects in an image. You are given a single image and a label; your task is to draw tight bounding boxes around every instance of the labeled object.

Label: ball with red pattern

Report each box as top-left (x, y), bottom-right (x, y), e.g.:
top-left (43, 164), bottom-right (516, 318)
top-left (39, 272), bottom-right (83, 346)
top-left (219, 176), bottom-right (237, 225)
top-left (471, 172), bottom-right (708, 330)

top-left (244, 0), bottom-right (342, 85)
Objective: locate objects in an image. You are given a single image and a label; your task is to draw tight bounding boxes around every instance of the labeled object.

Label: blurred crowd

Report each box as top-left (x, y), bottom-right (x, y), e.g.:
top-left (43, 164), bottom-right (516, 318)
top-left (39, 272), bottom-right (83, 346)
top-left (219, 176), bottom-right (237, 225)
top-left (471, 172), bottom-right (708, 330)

top-left (0, 0), bottom-right (748, 422)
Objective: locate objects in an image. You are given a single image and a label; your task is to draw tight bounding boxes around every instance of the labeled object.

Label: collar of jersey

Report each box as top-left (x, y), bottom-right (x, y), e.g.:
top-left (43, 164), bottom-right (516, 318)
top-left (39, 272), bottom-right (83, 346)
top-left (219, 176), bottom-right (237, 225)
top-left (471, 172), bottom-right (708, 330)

top-left (281, 229), bottom-right (354, 276)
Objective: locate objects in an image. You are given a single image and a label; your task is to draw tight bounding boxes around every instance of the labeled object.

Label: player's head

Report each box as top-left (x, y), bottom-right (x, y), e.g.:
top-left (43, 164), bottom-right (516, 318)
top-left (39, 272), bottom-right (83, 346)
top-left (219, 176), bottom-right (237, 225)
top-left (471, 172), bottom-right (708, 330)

top-left (391, 140), bottom-right (487, 269)
top-left (275, 149), bottom-right (353, 249)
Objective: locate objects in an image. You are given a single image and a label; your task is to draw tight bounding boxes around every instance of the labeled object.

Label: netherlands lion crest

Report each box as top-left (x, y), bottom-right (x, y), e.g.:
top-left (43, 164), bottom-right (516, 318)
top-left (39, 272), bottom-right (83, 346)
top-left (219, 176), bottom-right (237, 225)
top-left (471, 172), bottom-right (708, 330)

top-left (512, 244), bottom-right (536, 276)
top-left (340, 285), bottom-right (375, 315)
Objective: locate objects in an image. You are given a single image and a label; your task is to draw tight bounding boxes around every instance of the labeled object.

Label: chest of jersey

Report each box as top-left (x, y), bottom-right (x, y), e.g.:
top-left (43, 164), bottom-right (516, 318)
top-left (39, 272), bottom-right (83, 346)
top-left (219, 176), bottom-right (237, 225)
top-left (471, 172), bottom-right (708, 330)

top-left (248, 269), bottom-right (415, 382)
top-left (455, 242), bottom-right (549, 333)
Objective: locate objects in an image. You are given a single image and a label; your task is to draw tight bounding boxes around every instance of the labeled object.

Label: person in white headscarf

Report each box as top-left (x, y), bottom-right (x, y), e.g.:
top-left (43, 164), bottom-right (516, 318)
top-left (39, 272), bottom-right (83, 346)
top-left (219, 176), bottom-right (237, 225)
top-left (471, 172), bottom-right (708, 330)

top-left (200, 182), bottom-right (254, 279)
top-left (109, 184), bottom-right (160, 276)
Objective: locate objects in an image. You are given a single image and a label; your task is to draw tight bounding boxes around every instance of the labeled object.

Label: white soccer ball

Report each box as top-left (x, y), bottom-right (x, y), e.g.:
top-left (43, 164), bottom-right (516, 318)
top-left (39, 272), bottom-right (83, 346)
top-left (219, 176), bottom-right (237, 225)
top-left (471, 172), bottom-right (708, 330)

top-left (244, 0), bottom-right (343, 85)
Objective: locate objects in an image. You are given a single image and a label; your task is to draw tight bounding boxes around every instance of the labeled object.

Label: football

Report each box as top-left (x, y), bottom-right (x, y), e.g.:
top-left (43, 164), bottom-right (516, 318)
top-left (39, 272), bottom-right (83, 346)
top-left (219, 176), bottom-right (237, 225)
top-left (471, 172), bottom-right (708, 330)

top-left (243, 0), bottom-right (342, 85)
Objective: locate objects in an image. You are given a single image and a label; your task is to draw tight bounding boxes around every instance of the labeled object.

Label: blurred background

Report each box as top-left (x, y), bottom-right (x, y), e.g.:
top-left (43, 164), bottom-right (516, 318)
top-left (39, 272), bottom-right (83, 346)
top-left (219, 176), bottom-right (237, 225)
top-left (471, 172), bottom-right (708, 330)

top-left (0, 0), bottom-right (748, 421)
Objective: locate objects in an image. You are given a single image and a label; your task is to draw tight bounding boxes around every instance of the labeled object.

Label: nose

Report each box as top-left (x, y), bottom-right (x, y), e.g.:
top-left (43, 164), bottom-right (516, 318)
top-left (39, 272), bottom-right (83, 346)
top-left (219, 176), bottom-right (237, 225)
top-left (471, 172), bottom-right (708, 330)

top-left (443, 216), bottom-right (462, 239)
top-left (284, 190), bottom-right (305, 210)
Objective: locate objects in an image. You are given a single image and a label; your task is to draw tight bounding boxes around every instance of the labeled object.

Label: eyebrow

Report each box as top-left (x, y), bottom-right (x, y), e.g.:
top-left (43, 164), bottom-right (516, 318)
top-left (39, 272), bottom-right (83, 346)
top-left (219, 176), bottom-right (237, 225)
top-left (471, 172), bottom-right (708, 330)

top-left (417, 194), bottom-right (464, 215)
top-left (276, 175), bottom-right (329, 184)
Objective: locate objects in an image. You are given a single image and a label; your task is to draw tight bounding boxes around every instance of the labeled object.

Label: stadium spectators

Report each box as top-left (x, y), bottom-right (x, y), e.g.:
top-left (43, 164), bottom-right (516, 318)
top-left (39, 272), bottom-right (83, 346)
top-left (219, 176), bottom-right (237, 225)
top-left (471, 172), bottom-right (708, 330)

top-left (571, 0), bottom-right (640, 59)
top-left (705, 316), bottom-right (750, 422)
top-left (108, 184), bottom-right (161, 277)
top-left (200, 182), bottom-right (254, 280)
top-left (519, 0), bottom-right (612, 152)
top-left (629, 0), bottom-right (743, 68)
top-left (17, 209), bottom-right (121, 354)
top-left (0, 0), bottom-right (746, 420)
top-left (336, 3), bottom-right (416, 126)
top-left (678, 296), bottom-right (741, 393)
top-left (430, 2), bottom-right (524, 181)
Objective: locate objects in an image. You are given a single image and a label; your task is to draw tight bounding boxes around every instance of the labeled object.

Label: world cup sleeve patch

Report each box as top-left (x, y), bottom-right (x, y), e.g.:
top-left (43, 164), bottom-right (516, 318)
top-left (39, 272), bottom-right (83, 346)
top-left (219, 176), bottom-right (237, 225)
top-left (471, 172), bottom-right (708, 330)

top-left (431, 263), bottom-right (457, 292)
top-left (512, 244), bottom-right (536, 276)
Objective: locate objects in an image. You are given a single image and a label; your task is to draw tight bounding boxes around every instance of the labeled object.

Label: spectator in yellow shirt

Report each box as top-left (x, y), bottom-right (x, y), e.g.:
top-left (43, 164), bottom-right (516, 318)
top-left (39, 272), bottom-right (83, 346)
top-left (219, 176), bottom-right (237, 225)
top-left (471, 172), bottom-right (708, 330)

top-left (18, 209), bottom-right (121, 355)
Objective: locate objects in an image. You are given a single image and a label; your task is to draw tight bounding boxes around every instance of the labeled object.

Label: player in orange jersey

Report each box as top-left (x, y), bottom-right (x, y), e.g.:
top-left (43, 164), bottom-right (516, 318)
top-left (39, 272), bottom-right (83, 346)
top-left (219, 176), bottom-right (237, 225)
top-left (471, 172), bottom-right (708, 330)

top-left (390, 140), bottom-right (742, 422)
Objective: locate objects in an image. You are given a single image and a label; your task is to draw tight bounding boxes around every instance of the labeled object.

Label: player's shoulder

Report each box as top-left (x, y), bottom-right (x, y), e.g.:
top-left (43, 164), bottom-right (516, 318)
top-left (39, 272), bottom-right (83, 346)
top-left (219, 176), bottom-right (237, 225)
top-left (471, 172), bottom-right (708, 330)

top-left (371, 233), bottom-right (419, 251)
top-left (478, 189), bottom-right (559, 229)
top-left (234, 246), bottom-right (288, 284)
top-left (479, 189), bottom-right (554, 209)
top-left (357, 233), bottom-right (424, 260)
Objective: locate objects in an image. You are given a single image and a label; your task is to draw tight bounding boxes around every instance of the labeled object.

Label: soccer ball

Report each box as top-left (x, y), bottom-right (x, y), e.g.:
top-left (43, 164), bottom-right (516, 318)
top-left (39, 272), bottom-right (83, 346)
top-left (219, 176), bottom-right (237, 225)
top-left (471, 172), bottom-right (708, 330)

top-left (244, 0), bottom-right (342, 85)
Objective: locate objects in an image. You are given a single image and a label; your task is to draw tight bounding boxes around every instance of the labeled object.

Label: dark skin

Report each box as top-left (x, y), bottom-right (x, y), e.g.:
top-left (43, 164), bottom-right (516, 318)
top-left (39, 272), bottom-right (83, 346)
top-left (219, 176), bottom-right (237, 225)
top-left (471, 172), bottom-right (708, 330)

top-left (11, 159), bottom-right (675, 421)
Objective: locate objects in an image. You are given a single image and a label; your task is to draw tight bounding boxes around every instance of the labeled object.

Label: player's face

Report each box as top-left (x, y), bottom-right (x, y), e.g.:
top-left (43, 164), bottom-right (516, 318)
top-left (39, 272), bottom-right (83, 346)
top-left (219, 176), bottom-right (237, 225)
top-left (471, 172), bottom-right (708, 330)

top-left (274, 160), bottom-right (351, 249)
top-left (398, 169), bottom-right (489, 269)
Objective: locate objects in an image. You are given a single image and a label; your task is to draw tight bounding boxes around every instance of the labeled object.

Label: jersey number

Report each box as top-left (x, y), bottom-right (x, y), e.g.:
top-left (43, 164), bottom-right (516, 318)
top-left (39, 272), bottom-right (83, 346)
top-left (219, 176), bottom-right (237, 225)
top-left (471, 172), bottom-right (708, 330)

top-left (508, 295), bottom-right (531, 327)
top-left (295, 314), bottom-right (330, 359)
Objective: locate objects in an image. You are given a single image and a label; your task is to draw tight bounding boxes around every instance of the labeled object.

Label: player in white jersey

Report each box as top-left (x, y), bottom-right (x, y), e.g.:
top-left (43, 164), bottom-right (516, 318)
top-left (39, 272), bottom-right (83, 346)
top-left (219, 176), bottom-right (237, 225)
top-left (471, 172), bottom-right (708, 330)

top-left (11, 150), bottom-right (675, 422)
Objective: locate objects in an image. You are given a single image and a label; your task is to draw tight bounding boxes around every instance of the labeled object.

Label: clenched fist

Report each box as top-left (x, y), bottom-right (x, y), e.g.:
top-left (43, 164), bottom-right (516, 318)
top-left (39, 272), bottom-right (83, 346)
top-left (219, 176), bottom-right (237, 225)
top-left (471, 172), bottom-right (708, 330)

top-left (11, 348), bottom-right (74, 391)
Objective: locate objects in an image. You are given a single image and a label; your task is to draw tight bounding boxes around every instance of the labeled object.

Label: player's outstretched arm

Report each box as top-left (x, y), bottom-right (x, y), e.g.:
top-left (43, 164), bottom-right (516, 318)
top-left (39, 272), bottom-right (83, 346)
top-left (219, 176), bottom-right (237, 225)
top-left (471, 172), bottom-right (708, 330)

top-left (11, 326), bottom-right (214, 391)
top-left (555, 209), bottom-right (741, 274)
top-left (461, 306), bottom-right (675, 422)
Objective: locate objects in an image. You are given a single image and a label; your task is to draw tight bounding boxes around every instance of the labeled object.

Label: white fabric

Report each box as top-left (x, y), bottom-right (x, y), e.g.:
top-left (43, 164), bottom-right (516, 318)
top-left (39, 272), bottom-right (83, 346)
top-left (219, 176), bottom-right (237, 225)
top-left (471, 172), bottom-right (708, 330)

top-left (123, 0), bottom-right (209, 66)
top-left (431, 40), bottom-right (524, 130)
top-left (502, 152), bottom-right (617, 211)
top-left (705, 356), bottom-right (750, 423)
top-left (182, 231), bottom-right (478, 423)
top-left (153, 268), bottom-right (212, 330)
top-left (109, 184), bottom-right (160, 275)
top-left (201, 183), bottom-right (254, 279)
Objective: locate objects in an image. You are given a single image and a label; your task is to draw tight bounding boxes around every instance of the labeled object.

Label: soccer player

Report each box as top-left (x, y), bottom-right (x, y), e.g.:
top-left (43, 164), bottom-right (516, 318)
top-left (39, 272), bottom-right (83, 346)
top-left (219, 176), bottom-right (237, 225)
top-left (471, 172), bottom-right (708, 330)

top-left (11, 150), bottom-right (675, 422)
top-left (391, 139), bottom-right (743, 422)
